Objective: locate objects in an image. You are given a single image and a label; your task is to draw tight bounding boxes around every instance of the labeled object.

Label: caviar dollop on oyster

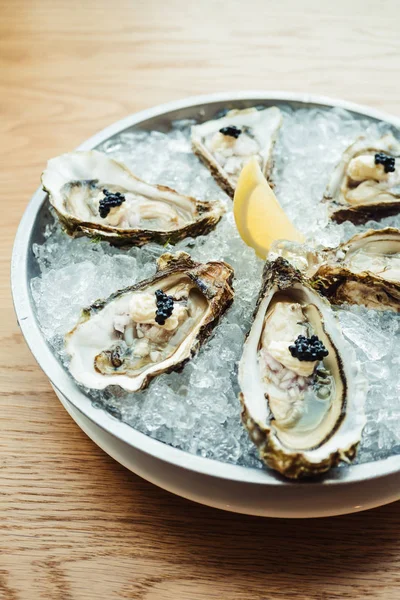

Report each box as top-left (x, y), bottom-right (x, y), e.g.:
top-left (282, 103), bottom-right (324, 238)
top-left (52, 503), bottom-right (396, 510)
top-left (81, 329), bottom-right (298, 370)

top-left (191, 107), bottom-right (282, 197)
top-left (66, 252), bottom-right (234, 392)
top-left (239, 258), bottom-right (367, 479)
top-left (42, 151), bottom-right (225, 245)
top-left (323, 133), bottom-right (400, 224)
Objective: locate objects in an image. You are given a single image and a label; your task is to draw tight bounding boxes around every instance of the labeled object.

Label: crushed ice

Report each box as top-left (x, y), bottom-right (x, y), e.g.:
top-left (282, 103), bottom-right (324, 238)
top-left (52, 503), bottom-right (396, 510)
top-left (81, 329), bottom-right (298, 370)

top-left (31, 105), bottom-right (400, 468)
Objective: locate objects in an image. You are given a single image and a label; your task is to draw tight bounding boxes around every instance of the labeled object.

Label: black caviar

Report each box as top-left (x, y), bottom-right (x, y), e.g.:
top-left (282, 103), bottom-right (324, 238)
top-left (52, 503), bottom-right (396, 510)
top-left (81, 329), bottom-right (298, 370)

top-left (99, 189), bottom-right (126, 218)
top-left (374, 152), bottom-right (396, 173)
top-left (155, 289), bottom-right (174, 326)
top-left (289, 335), bottom-right (329, 362)
top-left (219, 125), bottom-right (242, 139)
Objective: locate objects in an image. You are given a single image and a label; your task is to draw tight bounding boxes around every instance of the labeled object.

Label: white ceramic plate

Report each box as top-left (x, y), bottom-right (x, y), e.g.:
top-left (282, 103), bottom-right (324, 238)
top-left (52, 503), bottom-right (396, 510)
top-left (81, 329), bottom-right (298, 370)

top-left (12, 92), bottom-right (400, 517)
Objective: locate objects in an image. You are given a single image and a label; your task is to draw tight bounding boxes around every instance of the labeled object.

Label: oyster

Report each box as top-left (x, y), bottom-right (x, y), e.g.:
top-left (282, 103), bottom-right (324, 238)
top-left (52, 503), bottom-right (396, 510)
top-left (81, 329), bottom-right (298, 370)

top-left (66, 252), bottom-right (234, 391)
top-left (324, 133), bottom-right (400, 224)
top-left (239, 258), bottom-right (367, 479)
top-left (310, 228), bottom-right (400, 312)
top-left (42, 151), bottom-right (225, 245)
top-left (191, 107), bottom-right (282, 197)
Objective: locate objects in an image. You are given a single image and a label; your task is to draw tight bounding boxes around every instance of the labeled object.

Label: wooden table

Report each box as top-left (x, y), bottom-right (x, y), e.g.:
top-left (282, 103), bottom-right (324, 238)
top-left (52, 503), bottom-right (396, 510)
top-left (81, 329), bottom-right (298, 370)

top-left (2, 1), bottom-right (400, 597)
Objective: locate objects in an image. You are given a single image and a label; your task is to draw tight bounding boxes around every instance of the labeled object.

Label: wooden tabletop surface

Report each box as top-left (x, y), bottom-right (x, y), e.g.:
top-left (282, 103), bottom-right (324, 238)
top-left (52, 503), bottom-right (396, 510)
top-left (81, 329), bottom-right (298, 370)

top-left (2, 0), bottom-right (400, 598)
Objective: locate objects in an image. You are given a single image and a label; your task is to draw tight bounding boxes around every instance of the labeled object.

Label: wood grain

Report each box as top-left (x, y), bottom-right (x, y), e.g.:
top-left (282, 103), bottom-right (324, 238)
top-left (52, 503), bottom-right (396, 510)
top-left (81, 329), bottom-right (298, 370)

top-left (2, 0), bottom-right (400, 598)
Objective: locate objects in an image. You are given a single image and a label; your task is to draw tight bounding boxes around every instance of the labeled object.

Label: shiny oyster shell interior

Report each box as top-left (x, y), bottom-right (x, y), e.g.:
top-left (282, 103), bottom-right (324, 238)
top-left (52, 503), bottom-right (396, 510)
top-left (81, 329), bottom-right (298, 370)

top-left (66, 252), bottom-right (234, 392)
top-left (324, 133), bottom-right (400, 224)
top-left (239, 259), bottom-right (367, 479)
top-left (310, 228), bottom-right (400, 312)
top-left (42, 151), bottom-right (225, 245)
top-left (191, 106), bottom-right (282, 197)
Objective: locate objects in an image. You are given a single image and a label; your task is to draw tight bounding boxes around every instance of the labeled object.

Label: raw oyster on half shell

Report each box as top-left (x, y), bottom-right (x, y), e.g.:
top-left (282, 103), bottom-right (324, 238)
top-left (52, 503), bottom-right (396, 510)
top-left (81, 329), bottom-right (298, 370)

top-left (42, 151), bottom-right (225, 245)
top-left (323, 134), bottom-right (400, 224)
top-left (309, 228), bottom-right (400, 312)
top-left (191, 107), bottom-right (282, 197)
top-left (66, 252), bottom-right (234, 392)
top-left (239, 258), bottom-right (367, 479)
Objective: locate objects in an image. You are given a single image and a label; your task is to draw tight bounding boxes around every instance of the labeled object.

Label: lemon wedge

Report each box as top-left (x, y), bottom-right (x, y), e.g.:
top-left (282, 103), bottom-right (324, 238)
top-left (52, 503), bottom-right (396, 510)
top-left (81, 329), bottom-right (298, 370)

top-left (233, 157), bottom-right (305, 259)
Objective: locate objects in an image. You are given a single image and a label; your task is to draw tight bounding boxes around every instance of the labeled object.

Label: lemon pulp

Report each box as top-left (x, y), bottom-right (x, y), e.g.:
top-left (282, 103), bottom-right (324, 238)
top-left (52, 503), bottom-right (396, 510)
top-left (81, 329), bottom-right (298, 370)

top-left (233, 158), bottom-right (305, 259)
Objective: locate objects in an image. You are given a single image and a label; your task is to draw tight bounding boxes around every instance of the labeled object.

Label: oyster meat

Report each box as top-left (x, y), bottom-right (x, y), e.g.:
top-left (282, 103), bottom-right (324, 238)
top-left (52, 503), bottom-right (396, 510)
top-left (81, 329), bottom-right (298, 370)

top-left (191, 107), bottom-right (282, 197)
top-left (66, 252), bottom-right (234, 391)
top-left (309, 228), bottom-right (400, 312)
top-left (324, 133), bottom-right (400, 224)
top-left (239, 258), bottom-right (367, 479)
top-left (42, 151), bottom-right (225, 245)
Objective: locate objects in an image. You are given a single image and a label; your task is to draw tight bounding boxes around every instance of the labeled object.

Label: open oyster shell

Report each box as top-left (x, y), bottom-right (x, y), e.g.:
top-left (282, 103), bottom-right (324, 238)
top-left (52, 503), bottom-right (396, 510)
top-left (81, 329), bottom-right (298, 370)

top-left (42, 151), bottom-right (225, 245)
top-left (239, 258), bottom-right (367, 479)
top-left (191, 107), bottom-right (282, 198)
top-left (324, 133), bottom-right (400, 224)
top-left (66, 252), bottom-right (234, 392)
top-left (309, 228), bottom-right (400, 312)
